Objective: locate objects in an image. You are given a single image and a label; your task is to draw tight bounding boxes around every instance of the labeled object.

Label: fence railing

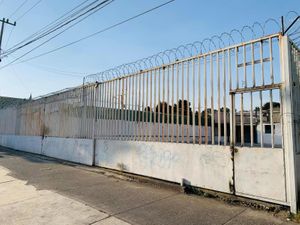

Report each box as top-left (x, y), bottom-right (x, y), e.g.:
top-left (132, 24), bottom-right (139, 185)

top-left (90, 33), bottom-right (283, 147)
top-left (0, 33), bottom-right (286, 148)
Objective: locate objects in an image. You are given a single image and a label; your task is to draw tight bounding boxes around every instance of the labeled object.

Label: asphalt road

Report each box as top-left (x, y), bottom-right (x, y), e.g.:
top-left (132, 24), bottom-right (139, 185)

top-left (0, 146), bottom-right (296, 225)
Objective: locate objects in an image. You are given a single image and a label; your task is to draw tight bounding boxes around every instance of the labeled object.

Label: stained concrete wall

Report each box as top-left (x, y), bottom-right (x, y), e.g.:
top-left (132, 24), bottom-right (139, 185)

top-left (0, 135), bottom-right (289, 207)
top-left (234, 147), bottom-right (287, 205)
top-left (95, 140), bottom-right (233, 193)
top-left (42, 137), bottom-right (93, 165)
top-left (0, 135), bottom-right (93, 165)
top-left (0, 135), bottom-right (42, 154)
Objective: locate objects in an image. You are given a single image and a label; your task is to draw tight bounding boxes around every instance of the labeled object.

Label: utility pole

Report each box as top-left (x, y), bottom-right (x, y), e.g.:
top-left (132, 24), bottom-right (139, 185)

top-left (0, 18), bottom-right (16, 62)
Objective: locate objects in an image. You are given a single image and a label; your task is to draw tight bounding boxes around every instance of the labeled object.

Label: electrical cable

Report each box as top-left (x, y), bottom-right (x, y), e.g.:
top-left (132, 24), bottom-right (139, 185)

top-left (9, 0), bottom-right (29, 18)
top-left (4, 0), bottom-right (175, 66)
top-left (2, 0), bottom-right (113, 57)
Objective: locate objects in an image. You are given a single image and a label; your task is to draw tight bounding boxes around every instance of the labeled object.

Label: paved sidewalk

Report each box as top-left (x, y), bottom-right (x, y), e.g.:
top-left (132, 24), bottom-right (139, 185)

top-left (0, 146), bottom-right (296, 225)
top-left (0, 166), bottom-right (129, 225)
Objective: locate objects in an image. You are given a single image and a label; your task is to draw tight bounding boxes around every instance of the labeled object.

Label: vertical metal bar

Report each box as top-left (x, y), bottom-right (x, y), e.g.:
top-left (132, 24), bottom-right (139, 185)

top-left (109, 82), bottom-right (113, 139)
top-left (198, 57), bottom-right (202, 144)
top-left (223, 50), bottom-right (227, 146)
top-left (204, 56), bottom-right (208, 144)
top-left (126, 76), bottom-right (131, 140)
top-left (241, 44), bottom-right (246, 146)
top-left (235, 47), bottom-right (239, 146)
top-left (162, 67), bottom-right (165, 142)
top-left (181, 62), bottom-right (185, 143)
top-left (111, 81), bottom-right (115, 139)
top-left (92, 85), bottom-right (97, 141)
top-left (123, 78), bottom-right (127, 140)
top-left (109, 81), bottom-right (113, 139)
top-left (134, 76), bottom-right (137, 140)
top-left (132, 75), bottom-right (135, 141)
top-left (94, 87), bottom-right (98, 139)
top-left (167, 66), bottom-right (170, 142)
top-left (229, 49), bottom-right (232, 91)
top-left (98, 84), bottom-right (102, 138)
top-left (171, 64), bottom-right (175, 143)
top-left (176, 63), bottom-right (180, 143)
top-left (250, 43), bottom-right (255, 147)
top-left (141, 72), bottom-right (145, 141)
top-left (115, 80), bottom-right (118, 139)
top-left (243, 44), bottom-right (247, 88)
top-left (102, 83), bottom-right (106, 139)
top-left (260, 40), bottom-right (265, 86)
top-left (128, 76), bottom-right (131, 140)
top-left (192, 59), bottom-right (196, 144)
top-left (259, 90), bottom-right (264, 147)
top-left (111, 83), bottom-right (115, 139)
top-left (135, 74), bottom-right (139, 141)
top-left (153, 69), bottom-right (157, 141)
top-left (269, 37), bottom-right (274, 148)
top-left (103, 83), bottom-right (107, 139)
top-left (270, 90), bottom-right (274, 148)
top-left (108, 82), bottom-right (112, 139)
top-left (210, 53), bottom-right (214, 144)
top-left (186, 61), bottom-right (190, 144)
top-left (240, 93), bottom-right (244, 146)
top-left (260, 40), bottom-right (264, 148)
top-left (149, 70), bottom-right (153, 141)
top-left (90, 87), bottom-right (94, 138)
top-left (236, 47), bottom-right (239, 89)
top-left (250, 91), bottom-right (254, 147)
top-left (157, 69), bottom-right (164, 141)
top-left (98, 83), bottom-right (103, 138)
top-left (158, 69), bottom-right (161, 142)
top-left (117, 78), bottom-right (125, 140)
top-left (217, 52), bottom-right (221, 145)
top-left (114, 80), bottom-right (120, 140)
top-left (251, 43), bottom-right (256, 87)
top-left (138, 73), bottom-right (141, 141)
top-left (230, 93), bottom-right (235, 146)
top-left (146, 71), bottom-right (149, 141)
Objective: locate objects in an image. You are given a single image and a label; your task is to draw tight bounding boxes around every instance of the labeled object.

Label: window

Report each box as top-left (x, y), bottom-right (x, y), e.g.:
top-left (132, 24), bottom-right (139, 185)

top-left (265, 125), bottom-right (275, 134)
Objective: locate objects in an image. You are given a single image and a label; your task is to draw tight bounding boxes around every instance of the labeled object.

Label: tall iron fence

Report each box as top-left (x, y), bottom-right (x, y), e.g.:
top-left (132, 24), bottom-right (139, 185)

top-left (0, 33), bottom-right (291, 148)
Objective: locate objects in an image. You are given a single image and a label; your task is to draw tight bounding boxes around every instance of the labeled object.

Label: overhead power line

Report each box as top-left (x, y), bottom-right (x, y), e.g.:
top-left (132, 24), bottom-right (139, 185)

top-left (3, 0), bottom-right (108, 55)
top-left (15, 0), bottom-right (43, 21)
top-left (7, 0), bottom-right (91, 51)
top-left (9, 0), bottom-right (29, 18)
top-left (4, 0), bottom-right (43, 49)
top-left (0, 0), bottom-right (114, 68)
top-left (2, 0), bottom-right (114, 57)
top-left (5, 0), bottom-right (175, 66)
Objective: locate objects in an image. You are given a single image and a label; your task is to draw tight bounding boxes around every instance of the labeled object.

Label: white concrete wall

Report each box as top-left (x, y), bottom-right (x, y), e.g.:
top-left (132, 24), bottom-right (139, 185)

top-left (95, 140), bottom-right (233, 193)
top-left (0, 135), bottom-right (42, 154)
top-left (235, 147), bottom-right (287, 204)
top-left (42, 137), bottom-right (94, 165)
top-left (0, 135), bottom-right (94, 165)
top-left (0, 134), bottom-right (289, 206)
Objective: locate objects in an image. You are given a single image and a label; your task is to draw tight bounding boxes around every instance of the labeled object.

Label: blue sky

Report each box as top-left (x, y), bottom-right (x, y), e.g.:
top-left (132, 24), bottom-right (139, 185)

top-left (0, 0), bottom-right (299, 98)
